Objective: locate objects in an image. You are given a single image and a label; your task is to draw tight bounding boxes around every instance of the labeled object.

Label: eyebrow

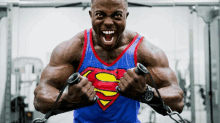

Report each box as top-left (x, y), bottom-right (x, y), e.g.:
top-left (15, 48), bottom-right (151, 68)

top-left (95, 10), bottom-right (103, 13)
top-left (95, 10), bottom-right (123, 13)
top-left (114, 10), bottom-right (123, 13)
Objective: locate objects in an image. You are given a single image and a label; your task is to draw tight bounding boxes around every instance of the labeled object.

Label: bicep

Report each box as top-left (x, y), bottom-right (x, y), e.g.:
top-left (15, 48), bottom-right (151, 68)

top-left (138, 39), bottom-right (177, 87)
top-left (33, 63), bottom-right (75, 110)
top-left (147, 66), bottom-right (178, 88)
top-left (138, 39), bottom-right (184, 111)
top-left (39, 63), bottom-right (75, 90)
top-left (149, 66), bottom-right (184, 104)
top-left (148, 49), bottom-right (178, 88)
top-left (37, 40), bottom-right (78, 90)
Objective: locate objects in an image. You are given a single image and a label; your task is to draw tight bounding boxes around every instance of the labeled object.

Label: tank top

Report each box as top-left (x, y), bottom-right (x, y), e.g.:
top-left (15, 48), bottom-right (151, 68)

top-left (74, 28), bottom-right (144, 123)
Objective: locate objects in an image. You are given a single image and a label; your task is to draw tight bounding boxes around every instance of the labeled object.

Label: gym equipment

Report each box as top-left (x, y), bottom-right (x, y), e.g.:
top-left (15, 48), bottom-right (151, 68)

top-left (33, 63), bottom-right (186, 123)
top-left (116, 63), bottom-right (186, 123)
top-left (32, 73), bottom-right (98, 123)
top-left (0, 4), bottom-right (13, 123)
top-left (10, 57), bottom-right (44, 123)
top-left (11, 96), bottom-right (28, 123)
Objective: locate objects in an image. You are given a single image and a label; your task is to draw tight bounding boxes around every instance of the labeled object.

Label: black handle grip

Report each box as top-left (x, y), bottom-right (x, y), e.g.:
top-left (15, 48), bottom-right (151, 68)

top-left (116, 63), bottom-right (148, 93)
top-left (32, 72), bottom-right (97, 123)
top-left (68, 72), bottom-right (99, 102)
top-left (135, 63), bottom-right (149, 75)
top-left (67, 72), bottom-right (81, 84)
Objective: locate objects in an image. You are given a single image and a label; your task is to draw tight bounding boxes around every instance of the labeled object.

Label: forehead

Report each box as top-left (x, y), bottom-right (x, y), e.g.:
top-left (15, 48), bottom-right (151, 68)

top-left (92, 0), bottom-right (127, 11)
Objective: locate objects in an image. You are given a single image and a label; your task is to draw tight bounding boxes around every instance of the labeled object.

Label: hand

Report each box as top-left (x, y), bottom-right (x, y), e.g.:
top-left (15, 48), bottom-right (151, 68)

top-left (118, 67), bottom-right (147, 99)
top-left (66, 75), bottom-right (97, 106)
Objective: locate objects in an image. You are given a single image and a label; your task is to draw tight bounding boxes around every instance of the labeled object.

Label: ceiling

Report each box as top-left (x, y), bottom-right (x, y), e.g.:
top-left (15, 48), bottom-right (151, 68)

top-left (18, 0), bottom-right (219, 2)
top-left (0, 0), bottom-right (219, 8)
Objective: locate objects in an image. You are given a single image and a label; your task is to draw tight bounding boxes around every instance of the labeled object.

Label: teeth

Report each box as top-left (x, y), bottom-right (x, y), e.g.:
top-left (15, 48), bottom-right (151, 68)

top-left (103, 31), bottom-right (115, 34)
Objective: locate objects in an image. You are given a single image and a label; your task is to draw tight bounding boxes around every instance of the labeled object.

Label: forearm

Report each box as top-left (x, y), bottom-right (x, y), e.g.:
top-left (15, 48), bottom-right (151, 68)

top-left (34, 91), bottom-right (81, 114)
top-left (52, 93), bottom-right (91, 115)
top-left (34, 89), bottom-right (59, 113)
top-left (147, 86), bottom-right (184, 115)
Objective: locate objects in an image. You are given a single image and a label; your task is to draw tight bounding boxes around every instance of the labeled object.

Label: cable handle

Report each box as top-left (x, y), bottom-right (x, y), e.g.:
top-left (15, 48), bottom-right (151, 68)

top-left (116, 63), bottom-right (148, 92)
top-left (166, 106), bottom-right (187, 123)
top-left (116, 63), bottom-right (187, 123)
top-left (32, 72), bottom-right (98, 123)
top-left (135, 63), bottom-right (149, 75)
top-left (67, 72), bottom-right (81, 84)
top-left (67, 73), bottom-right (98, 102)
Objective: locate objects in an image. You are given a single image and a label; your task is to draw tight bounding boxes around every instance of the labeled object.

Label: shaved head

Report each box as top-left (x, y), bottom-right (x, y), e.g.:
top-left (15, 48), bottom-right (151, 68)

top-left (91, 0), bottom-right (128, 9)
top-left (89, 0), bottom-right (129, 49)
top-left (91, 0), bottom-right (128, 4)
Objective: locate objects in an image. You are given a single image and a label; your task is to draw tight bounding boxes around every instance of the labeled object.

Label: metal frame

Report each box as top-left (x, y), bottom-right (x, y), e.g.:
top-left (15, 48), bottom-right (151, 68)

top-left (0, 3), bottom-right (13, 123)
top-left (217, 18), bottom-right (220, 123)
top-left (5, 3), bottom-right (12, 123)
top-left (188, 12), bottom-right (196, 123)
top-left (0, 8), bottom-right (7, 123)
top-left (208, 15), bottom-right (220, 123)
top-left (191, 6), bottom-right (220, 123)
top-left (17, 2), bottom-right (220, 8)
top-left (0, 1), bottom-right (219, 8)
top-left (0, 1), bottom-right (219, 123)
top-left (0, 8), bottom-right (7, 20)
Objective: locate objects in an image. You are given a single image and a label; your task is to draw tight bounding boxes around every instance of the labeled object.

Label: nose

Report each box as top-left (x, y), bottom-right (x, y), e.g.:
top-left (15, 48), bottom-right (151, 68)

top-left (104, 17), bottom-right (114, 26)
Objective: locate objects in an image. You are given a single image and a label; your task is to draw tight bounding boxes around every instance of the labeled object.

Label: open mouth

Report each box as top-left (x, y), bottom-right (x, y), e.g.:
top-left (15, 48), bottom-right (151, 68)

top-left (102, 31), bottom-right (115, 43)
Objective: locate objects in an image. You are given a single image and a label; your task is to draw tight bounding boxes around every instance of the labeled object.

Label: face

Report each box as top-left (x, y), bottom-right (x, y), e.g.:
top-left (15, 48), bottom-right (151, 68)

top-left (89, 0), bottom-right (129, 49)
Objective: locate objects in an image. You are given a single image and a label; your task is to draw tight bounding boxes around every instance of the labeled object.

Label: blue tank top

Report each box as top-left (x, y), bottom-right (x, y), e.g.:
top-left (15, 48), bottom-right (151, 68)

top-left (74, 28), bottom-right (144, 123)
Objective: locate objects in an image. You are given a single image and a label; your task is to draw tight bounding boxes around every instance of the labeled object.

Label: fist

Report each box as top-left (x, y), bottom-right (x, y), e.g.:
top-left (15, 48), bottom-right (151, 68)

top-left (118, 68), bottom-right (147, 99)
top-left (67, 75), bottom-right (97, 105)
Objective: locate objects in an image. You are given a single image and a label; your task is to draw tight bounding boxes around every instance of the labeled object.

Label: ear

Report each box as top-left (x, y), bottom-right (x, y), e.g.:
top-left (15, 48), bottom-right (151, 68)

top-left (89, 10), bottom-right (92, 18)
top-left (126, 12), bottom-right (129, 18)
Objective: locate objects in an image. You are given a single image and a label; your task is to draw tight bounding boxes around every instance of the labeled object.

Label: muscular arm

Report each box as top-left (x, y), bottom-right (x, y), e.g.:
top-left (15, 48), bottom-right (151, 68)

top-left (138, 39), bottom-right (184, 114)
top-left (34, 31), bottom-right (84, 114)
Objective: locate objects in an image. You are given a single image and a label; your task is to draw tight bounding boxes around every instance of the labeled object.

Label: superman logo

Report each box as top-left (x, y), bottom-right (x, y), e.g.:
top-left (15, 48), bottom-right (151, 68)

top-left (81, 67), bottom-right (126, 111)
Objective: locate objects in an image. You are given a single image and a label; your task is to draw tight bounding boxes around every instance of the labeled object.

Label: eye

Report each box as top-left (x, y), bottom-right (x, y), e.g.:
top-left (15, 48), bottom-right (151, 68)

top-left (114, 14), bottom-right (122, 18)
top-left (96, 13), bottom-right (103, 17)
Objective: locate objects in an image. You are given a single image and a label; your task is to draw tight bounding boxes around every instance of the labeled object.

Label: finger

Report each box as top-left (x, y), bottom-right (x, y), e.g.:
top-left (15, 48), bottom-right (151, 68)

top-left (88, 90), bottom-right (96, 103)
top-left (84, 81), bottom-right (93, 90)
top-left (77, 76), bottom-right (89, 88)
top-left (127, 68), bottom-right (139, 82)
top-left (81, 81), bottom-right (92, 97)
top-left (123, 72), bottom-right (132, 82)
top-left (86, 84), bottom-right (94, 99)
top-left (118, 77), bottom-right (126, 92)
top-left (129, 68), bottom-right (146, 85)
top-left (68, 83), bottom-right (80, 95)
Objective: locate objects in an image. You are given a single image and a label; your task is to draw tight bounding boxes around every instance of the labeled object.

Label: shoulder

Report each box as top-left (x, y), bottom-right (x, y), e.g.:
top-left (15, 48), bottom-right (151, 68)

top-left (137, 38), bottom-right (169, 68)
top-left (124, 29), bottom-right (137, 42)
top-left (49, 30), bottom-right (86, 66)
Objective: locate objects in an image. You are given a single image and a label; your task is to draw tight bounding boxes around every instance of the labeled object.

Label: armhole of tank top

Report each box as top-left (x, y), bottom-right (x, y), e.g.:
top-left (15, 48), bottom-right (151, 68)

top-left (134, 36), bottom-right (144, 67)
top-left (76, 30), bottom-right (88, 72)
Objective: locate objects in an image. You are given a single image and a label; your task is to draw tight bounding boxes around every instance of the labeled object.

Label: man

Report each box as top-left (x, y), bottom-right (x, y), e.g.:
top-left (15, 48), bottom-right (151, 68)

top-left (34, 0), bottom-right (184, 122)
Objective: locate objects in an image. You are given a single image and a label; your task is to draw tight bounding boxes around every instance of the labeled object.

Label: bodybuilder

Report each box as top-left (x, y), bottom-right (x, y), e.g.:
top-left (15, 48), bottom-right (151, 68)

top-left (34, 0), bottom-right (184, 122)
